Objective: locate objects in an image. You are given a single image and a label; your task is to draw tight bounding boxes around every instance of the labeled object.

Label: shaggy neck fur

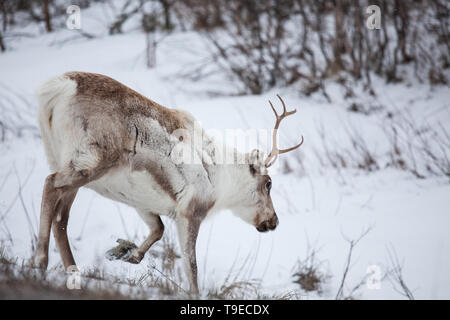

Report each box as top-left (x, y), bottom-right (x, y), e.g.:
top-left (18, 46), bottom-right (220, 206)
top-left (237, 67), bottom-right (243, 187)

top-left (208, 150), bottom-right (260, 213)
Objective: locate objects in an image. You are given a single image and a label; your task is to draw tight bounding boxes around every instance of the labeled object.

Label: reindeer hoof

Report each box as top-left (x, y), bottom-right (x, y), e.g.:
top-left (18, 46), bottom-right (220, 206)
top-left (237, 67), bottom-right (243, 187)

top-left (105, 239), bottom-right (138, 262)
top-left (122, 249), bottom-right (143, 264)
top-left (30, 254), bottom-right (48, 270)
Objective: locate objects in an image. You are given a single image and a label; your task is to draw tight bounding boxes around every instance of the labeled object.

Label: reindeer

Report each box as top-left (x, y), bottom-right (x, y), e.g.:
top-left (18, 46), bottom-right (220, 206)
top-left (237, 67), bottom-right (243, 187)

top-left (32, 72), bottom-right (303, 293)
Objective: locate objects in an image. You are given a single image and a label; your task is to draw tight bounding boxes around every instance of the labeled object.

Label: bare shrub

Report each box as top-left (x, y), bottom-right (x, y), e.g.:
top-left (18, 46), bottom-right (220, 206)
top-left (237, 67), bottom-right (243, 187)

top-left (147, 235), bottom-right (187, 296)
top-left (206, 241), bottom-right (294, 299)
top-left (176, 0), bottom-right (449, 95)
top-left (335, 227), bottom-right (372, 300)
top-left (0, 85), bottom-right (39, 142)
top-left (82, 267), bottom-right (106, 281)
top-left (183, 1), bottom-right (306, 94)
top-left (386, 246), bottom-right (415, 300)
top-left (207, 247), bottom-right (263, 299)
top-left (384, 109), bottom-right (450, 180)
top-left (315, 120), bottom-right (380, 175)
top-left (312, 105), bottom-right (450, 182)
top-left (292, 246), bottom-right (330, 295)
top-left (210, 279), bottom-right (261, 299)
top-left (0, 246), bottom-right (130, 299)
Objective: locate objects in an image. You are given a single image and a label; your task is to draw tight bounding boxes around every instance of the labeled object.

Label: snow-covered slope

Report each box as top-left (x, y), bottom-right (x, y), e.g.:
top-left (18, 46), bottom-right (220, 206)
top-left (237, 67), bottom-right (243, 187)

top-left (1, 14), bottom-right (449, 299)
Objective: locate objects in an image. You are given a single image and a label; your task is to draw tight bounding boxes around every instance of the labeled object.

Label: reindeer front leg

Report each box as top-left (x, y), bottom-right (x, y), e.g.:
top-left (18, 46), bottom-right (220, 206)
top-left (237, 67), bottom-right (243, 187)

top-left (106, 212), bottom-right (164, 264)
top-left (176, 215), bottom-right (201, 294)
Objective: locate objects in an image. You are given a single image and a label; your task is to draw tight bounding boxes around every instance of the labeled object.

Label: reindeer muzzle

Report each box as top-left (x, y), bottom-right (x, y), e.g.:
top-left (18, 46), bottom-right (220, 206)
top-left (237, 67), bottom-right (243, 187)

top-left (256, 214), bottom-right (279, 232)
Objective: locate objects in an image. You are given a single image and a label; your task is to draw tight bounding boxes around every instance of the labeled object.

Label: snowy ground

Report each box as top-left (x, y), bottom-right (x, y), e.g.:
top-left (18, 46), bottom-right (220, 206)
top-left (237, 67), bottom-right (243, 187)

top-left (1, 12), bottom-right (449, 299)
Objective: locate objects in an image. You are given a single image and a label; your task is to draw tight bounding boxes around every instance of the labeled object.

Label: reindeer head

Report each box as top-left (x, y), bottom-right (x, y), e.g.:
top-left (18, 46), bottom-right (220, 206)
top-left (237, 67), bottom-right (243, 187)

top-left (231, 95), bottom-right (304, 232)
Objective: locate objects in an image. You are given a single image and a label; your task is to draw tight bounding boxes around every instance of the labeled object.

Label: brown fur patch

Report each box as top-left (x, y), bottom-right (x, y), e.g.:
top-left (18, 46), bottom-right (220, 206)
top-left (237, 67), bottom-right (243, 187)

top-left (131, 156), bottom-right (177, 201)
top-left (65, 72), bottom-right (187, 134)
top-left (48, 110), bottom-right (53, 128)
top-left (146, 161), bottom-right (177, 201)
top-left (186, 197), bottom-right (216, 221)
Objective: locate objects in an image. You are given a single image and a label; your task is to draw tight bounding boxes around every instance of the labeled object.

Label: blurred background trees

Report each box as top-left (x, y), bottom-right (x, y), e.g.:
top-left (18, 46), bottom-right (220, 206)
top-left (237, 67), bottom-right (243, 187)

top-left (0, 0), bottom-right (448, 92)
top-left (174, 0), bottom-right (449, 94)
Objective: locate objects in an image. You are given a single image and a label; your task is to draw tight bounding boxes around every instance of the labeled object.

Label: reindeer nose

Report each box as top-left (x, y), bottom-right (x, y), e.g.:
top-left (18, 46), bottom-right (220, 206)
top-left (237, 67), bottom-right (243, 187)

top-left (268, 214), bottom-right (279, 230)
top-left (256, 214), bottom-right (278, 232)
top-left (256, 221), bottom-right (269, 232)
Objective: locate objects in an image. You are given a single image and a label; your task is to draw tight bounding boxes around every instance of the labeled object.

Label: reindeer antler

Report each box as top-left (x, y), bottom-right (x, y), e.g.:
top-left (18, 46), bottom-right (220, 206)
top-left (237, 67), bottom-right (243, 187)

top-left (264, 95), bottom-right (304, 168)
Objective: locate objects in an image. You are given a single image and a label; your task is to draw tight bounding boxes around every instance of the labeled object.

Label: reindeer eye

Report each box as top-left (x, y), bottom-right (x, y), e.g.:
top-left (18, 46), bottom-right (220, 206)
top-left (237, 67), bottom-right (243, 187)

top-left (265, 181), bottom-right (272, 192)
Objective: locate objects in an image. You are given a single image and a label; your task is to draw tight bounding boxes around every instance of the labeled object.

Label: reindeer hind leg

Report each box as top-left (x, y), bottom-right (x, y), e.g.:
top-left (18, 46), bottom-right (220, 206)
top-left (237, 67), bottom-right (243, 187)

top-left (52, 189), bottom-right (78, 270)
top-left (33, 153), bottom-right (112, 270)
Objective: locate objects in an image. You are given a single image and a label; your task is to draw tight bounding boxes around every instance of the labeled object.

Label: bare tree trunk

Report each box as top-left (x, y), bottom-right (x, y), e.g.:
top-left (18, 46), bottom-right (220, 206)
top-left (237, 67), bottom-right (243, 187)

top-left (145, 32), bottom-right (156, 68)
top-left (332, 0), bottom-right (346, 72)
top-left (1, 0), bottom-right (7, 31)
top-left (159, 0), bottom-right (172, 30)
top-left (0, 30), bottom-right (5, 52)
top-left (42, 0), bottom-right (52, 32)
top-left (352, 0), bottom-right (363, 79)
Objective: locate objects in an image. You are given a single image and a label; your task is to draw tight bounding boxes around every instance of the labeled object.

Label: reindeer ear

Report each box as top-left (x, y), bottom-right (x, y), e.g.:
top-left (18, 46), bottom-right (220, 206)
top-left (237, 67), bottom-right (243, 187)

top-left (247, 149), bottom-right (265, 175)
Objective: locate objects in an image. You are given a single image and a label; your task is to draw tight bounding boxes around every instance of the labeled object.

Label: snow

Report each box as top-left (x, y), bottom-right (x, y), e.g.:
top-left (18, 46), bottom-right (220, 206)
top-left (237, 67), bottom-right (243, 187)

top-left (1, 6), bottom-right (450, 300)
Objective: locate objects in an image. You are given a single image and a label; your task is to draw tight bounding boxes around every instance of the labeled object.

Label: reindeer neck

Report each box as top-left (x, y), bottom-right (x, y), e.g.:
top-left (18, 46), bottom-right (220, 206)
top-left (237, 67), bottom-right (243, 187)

top-left (209, 151), bottom-right (250, 212)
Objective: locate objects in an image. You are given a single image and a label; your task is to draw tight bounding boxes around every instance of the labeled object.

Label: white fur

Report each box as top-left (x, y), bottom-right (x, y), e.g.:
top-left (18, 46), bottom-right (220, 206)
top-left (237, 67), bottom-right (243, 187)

top-left (37, 75), bottom-right (78, 172)
top-left (35, 73), bottom-right (280, 294)
top-left (87, 167), bottom-right (176, 215)
top-left (37, 74), bottom-right (269, 224)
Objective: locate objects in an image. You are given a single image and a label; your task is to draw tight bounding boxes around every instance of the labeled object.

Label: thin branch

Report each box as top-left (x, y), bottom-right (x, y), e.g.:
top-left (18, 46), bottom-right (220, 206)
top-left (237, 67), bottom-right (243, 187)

top-left (335, 226), bottom-right (373, 300)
